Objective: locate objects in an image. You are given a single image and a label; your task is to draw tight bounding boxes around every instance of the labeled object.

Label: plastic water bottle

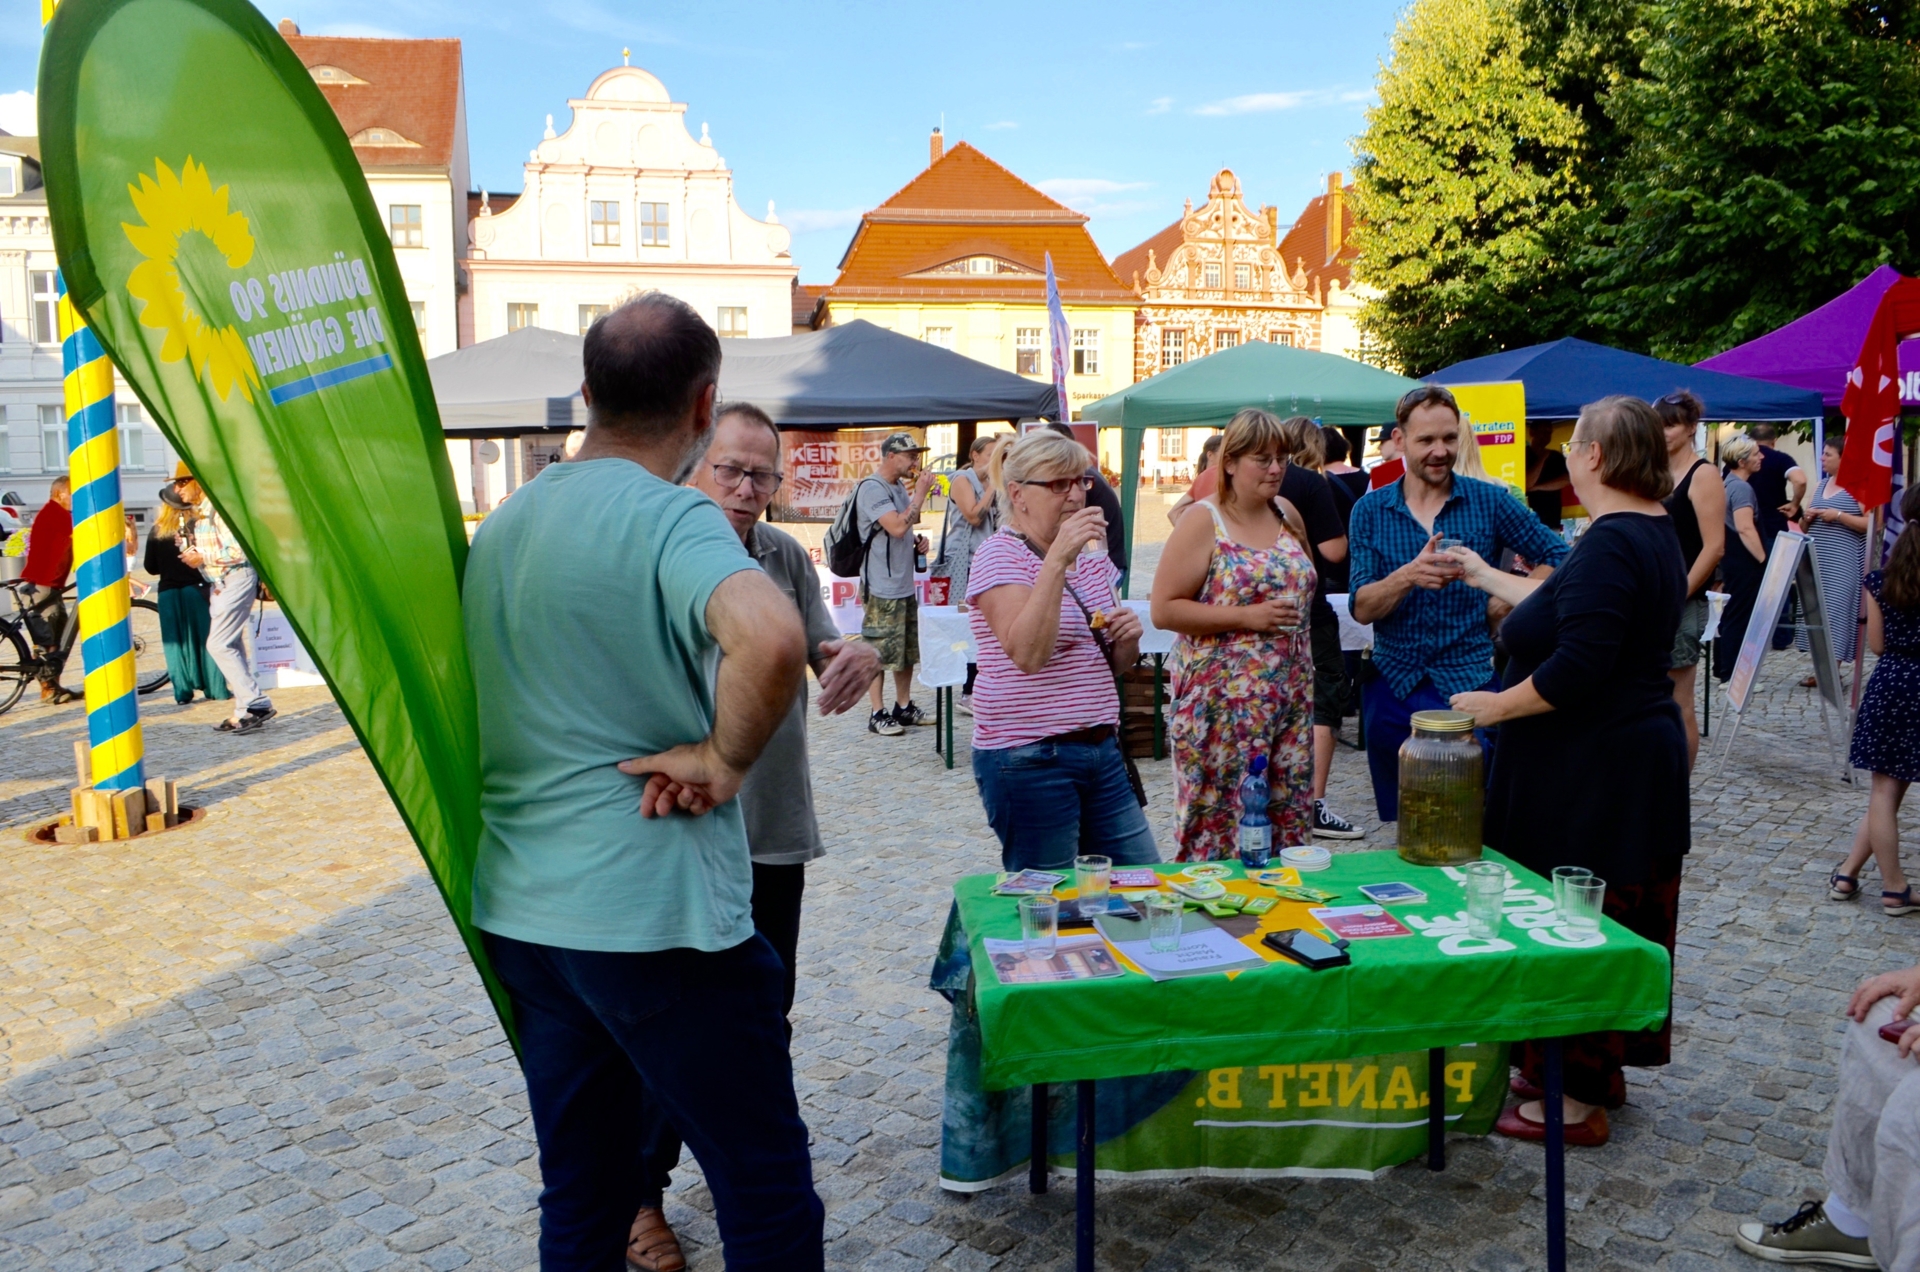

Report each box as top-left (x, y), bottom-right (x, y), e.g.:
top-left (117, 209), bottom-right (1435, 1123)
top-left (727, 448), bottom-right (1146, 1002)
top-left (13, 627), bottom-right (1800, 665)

top-left (1237, 757), bottom-right (1273, 868)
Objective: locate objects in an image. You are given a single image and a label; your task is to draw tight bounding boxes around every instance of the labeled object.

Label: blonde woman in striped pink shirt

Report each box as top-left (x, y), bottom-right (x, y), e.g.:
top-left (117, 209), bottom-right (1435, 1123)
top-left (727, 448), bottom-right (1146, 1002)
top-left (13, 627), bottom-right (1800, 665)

top-left (966, 430), bottom-right (1163, 872)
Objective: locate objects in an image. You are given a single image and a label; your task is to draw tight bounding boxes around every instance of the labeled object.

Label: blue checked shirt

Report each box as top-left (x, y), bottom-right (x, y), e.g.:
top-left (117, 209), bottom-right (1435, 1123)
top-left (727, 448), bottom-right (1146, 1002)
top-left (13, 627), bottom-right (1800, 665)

top-left (1348, 474), bottom-right (1570, 699)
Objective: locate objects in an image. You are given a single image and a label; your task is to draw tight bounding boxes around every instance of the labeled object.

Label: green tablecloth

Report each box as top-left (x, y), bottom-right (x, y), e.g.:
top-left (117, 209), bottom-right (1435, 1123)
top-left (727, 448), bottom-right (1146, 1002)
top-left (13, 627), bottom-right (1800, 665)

top-left (954, 850), bottom-right (1672, 1091)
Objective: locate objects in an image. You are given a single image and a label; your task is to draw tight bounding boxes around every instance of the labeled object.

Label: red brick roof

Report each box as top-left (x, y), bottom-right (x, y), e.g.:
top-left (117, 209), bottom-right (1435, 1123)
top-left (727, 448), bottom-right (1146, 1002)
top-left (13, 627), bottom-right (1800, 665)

top-left (828, 142), bottom-right (1133, 304)
top-left (281, 25), bottom-right (463, 171)
top-left (792, 281), bottom-right (827, 329)
top-left (1110, 219), bottom-right (1184, 294)
top-left (1277, 182), bottom-right (1358, 293)
top-left (467, 191), bottom-right (520, 223)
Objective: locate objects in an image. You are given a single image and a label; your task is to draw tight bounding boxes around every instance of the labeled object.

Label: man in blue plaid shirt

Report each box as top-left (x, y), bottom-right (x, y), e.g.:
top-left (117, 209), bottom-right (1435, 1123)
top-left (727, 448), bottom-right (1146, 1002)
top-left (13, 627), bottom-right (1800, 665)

top-left (1348, 386), bottom-right (1570, 821)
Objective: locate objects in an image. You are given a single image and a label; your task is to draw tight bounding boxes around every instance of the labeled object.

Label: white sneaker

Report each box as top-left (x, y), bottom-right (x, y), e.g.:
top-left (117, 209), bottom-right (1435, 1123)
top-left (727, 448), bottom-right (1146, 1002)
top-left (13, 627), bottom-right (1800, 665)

top-left (958, 691), bottom-right (974, 716)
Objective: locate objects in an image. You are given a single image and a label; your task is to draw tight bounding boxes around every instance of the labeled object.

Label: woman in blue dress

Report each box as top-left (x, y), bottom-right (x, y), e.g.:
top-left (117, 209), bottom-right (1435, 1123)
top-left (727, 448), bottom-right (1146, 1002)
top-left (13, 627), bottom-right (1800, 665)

top-left (1830, 485), bottom-right (1920, 914)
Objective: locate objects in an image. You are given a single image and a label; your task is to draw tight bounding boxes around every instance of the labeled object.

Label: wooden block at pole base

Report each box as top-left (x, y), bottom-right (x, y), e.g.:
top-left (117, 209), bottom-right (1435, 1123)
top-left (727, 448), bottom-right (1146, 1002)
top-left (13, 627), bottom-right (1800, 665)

top-left (73, 739), bottom-right (89, 790)
top-left (85, 790), bottom-right (115, 839)
top-left (163, 779), bottom-right (180, 818)
top-left (72, 786), bottom-right (93, 829)
top-left (145, 811), bottom-right (167, 833)
top-left (54, 824), bottom-right (100, 844)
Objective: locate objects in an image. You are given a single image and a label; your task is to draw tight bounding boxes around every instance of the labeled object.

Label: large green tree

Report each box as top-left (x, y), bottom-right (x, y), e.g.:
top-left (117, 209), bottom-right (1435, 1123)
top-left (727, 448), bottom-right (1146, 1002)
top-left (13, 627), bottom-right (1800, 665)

top-left (1585, 0), bottom-right (1920, 361)
top-left (1350, 0), bottom-right (1588, 375)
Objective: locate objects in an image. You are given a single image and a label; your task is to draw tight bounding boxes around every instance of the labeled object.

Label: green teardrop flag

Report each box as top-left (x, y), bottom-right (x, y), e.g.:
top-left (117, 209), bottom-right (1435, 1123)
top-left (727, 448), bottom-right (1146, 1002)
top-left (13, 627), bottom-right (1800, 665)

top-left (38, 0), bottom-right (507, 1039)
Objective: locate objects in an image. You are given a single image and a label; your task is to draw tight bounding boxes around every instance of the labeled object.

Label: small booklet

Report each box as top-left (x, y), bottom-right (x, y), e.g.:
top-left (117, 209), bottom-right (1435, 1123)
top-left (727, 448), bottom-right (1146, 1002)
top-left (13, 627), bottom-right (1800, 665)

top-left (1358, 882), bottom-right (1428, 906)
top-left (993, 869), bottom-right (1066, 896)
top-left (984, 935), bottom-right (1126, 984)
top-left (1095, 912), bottom-right (1266, 981)
top-left (1110, 868), bottom-right (1161, 888)
top-left (1309, 905), bottom-right (1414, 940)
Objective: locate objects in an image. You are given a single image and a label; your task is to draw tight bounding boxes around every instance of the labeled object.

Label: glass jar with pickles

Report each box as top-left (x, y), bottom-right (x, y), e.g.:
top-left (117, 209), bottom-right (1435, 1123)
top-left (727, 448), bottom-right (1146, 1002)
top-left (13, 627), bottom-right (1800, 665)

top-left (1396, 709), bottom-right (1484, 866)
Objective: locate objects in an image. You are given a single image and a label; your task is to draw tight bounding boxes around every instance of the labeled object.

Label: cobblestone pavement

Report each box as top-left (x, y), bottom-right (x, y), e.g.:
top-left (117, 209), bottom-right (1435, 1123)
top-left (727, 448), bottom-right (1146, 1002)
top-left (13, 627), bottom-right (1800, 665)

top-left (0, 642), bottom-right (1904, 1271)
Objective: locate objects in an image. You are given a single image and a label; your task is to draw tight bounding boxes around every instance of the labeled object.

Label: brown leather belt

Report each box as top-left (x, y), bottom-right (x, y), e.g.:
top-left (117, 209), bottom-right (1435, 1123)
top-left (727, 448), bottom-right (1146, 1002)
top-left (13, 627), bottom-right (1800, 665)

top-left (1035, 724), bottom-right (1115, 747)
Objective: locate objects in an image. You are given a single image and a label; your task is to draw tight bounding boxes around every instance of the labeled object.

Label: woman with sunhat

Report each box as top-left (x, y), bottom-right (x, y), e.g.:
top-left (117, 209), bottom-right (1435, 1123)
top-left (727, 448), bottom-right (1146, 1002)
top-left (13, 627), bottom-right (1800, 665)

top-left (145, 464), bottom-right (230, 705)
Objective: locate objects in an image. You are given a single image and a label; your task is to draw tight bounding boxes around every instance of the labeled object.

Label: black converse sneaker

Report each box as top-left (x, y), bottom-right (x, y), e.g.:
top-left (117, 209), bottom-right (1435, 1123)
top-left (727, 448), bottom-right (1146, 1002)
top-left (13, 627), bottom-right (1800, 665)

top-left (1313, 799), bottom-right (1364, 839)
top-left (869, 709), bottom-right (904, 736)
top-left (893, 700), bottom-right (930, 727)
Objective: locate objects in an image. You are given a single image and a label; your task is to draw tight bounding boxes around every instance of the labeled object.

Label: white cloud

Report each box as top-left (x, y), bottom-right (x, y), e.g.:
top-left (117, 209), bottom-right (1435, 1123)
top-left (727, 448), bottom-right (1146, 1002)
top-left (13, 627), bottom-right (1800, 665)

top-left (781, 207), bottom-right (865, 234)
top-left (1037, 177), bottom-right (1149, 204)
top-left (0, 90), bottom-right (35, 138)
top-left (1146, 96), bottom-right (1173, 115)
top-left (1192, 88), bottom-right (1375, 116)
top-left (985, 120), bottom-right (1019, 131)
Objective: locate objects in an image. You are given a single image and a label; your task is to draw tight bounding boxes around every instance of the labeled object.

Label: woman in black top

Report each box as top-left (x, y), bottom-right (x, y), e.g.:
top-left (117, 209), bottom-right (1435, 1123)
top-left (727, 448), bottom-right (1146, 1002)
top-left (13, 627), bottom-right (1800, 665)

top-left (1446, 396), bottom-right (1688, 1150)
top-left (1656, 391), bottom-right (1725, 771)
top-left (146, 467), bottom-right (230, 705)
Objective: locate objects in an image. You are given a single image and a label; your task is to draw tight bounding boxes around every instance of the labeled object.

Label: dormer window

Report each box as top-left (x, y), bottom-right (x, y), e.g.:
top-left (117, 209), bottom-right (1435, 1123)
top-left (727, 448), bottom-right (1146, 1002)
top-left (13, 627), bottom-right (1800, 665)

top-left (910, 254), bottom-right (1037, 279)
top-left (309, 64), bottom-right (369, 86)
top-left (350, 127), bottom-right (420, 148)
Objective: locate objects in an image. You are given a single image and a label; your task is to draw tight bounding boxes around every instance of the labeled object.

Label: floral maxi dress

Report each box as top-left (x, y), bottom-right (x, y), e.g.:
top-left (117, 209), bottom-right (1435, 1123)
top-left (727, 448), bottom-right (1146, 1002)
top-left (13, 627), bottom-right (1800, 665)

top-left (1170, 500), bottom-right (1317, 861)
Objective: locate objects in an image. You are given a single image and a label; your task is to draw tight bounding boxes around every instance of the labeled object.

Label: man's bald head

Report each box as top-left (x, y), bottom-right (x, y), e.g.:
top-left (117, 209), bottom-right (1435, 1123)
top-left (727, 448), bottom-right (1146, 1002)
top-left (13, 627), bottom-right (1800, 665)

top-left (581, 293), bottom-right (722, 437)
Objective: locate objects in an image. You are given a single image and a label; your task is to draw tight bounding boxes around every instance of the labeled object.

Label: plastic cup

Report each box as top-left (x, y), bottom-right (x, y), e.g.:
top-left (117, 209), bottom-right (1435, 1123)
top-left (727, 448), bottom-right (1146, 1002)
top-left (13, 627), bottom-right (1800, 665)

top-left (1551, 866), bottom-right (1594, 919)
top-left (1463, 860), bottom-right (1506, 940)
top-left (1144, 893), bottom-right (1181, 953)
top-left (1075, 855), bottom-right (1111, 913)
top-left (1562, 877), bottom-right (1606, 933)
top-left (1019, 895), bottom-right (1058, 957)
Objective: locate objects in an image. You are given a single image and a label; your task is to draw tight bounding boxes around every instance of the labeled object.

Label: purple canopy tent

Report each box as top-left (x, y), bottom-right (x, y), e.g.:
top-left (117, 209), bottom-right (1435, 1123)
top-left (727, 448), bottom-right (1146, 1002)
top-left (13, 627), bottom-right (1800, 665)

top-left (1698, 265), bottom-right (1920, 408)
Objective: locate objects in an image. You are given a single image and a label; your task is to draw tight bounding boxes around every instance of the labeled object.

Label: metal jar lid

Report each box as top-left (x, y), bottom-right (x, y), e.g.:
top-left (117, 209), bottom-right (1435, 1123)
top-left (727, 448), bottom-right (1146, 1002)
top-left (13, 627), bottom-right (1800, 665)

top-left (1409, 709), bottom-right (1476, 735)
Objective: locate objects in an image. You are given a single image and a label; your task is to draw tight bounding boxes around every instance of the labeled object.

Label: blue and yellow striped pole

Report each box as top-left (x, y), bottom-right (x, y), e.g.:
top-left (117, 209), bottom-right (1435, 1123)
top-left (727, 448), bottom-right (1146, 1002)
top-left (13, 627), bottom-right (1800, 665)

top-left (58, 276), bottom-right (144, 791)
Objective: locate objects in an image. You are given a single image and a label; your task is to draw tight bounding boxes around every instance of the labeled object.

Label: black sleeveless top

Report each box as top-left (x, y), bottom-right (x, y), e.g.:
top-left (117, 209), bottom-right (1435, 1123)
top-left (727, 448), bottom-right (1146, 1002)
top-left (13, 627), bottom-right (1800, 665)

top-left (1663, 458), bottom-right (1707, 572)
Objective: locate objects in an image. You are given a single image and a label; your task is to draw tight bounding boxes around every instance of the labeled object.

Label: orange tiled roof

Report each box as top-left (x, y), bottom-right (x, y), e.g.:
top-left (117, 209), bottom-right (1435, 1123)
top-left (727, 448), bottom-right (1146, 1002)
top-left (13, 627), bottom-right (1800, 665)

top-left (282, 25), bottom-right (463, 171)
top-left (828, 142), bottom-right (1133, 304)
top-left (792, 281), bottom-right (828, 329)
top-left (1276, 182), bottom-right (1358, 293)
top-left (467, 191), bottom-right (520, 223)
top-left (1110, 219), bottom-right (1184, 294)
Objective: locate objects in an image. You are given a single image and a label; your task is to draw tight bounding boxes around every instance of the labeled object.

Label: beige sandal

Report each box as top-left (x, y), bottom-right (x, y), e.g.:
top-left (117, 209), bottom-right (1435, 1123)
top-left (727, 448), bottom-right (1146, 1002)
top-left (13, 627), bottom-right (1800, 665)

top-left (627, 1207), bottom-right (686, 1272)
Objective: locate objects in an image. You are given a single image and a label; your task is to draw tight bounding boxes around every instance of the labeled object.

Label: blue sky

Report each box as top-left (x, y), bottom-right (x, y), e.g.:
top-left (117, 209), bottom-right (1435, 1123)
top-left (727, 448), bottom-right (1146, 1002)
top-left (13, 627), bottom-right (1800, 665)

top-left (0, 0), bottom-right (1411, 281)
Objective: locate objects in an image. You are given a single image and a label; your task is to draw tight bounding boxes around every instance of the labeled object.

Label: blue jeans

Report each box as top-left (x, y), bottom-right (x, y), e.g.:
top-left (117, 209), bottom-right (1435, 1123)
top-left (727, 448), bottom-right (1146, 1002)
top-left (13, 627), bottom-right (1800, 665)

top-left (972, 735), bottom-right (1162, 871)
top-left (483, 932), bottom-right (824, 1272)
top-left (1361, 674), bottom-right (1498, 823)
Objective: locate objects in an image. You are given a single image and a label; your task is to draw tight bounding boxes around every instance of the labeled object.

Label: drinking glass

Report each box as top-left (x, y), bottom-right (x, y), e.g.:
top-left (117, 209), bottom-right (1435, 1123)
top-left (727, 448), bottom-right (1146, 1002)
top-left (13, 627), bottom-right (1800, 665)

top-left (1463, 860), bottom-right (1506, 940)
top-left (1551, 866), bottom-right (1594, 919)
top-left (1279, 590), bottom-right (1308, 631)
top-left (1144, 893), bottom-right (1181, 953)
top-left (1019, 895), bottom-right (1058, 957)
top-left (1562, 877), bottom-right (1607, 933)
top-left (1438, 537), bottom-right (1465, 554)
top-left (1075, 855), bottom-right (1112, 913)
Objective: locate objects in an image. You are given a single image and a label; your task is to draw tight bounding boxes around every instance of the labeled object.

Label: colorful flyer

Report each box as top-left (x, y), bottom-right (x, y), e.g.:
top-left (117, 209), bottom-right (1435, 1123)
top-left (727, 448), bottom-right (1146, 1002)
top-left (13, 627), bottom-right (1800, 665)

top-left (1309, 905), bottom-right (1414, 940)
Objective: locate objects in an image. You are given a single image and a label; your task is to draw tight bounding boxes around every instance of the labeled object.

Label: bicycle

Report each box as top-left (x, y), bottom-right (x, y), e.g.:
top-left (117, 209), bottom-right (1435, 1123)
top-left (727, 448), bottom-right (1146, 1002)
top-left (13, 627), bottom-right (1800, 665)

top-left (0, 577), bottom-right (169, 713)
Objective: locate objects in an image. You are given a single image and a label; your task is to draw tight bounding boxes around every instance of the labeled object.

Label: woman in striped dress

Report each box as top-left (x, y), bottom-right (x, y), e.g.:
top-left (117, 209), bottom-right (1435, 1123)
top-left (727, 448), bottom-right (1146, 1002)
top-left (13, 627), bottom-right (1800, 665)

top-left (1800, 432), bottom-right (1868, 669)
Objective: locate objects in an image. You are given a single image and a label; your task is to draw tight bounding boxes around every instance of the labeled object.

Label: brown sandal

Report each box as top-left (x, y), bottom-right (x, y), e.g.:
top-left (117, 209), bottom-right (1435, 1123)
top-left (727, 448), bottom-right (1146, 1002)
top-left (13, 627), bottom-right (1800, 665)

top-left (627, 1207), bottom-right (686, 1272)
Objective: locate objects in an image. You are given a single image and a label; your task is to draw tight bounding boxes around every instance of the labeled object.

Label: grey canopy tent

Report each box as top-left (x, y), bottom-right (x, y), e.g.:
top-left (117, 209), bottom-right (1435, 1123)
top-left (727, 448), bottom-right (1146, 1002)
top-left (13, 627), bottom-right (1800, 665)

top-left (427, 318), bottom-right (1059, 435)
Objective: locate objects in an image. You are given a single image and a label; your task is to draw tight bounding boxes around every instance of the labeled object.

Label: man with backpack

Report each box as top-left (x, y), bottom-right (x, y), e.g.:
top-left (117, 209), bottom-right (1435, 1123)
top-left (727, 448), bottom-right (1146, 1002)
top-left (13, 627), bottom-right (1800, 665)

top-left (850, 433), bottom-right (937, 735)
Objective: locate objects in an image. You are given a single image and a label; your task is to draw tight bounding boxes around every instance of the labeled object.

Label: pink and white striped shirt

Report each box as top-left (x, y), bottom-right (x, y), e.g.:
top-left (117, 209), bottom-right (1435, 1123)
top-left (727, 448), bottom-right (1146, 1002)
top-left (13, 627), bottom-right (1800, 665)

top-left (965, 531), bottom-right (1121, 750)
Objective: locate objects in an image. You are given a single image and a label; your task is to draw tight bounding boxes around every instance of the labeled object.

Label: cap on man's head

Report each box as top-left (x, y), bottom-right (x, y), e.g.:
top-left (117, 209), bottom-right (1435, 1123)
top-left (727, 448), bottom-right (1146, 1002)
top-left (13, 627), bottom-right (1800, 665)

top-left (880, 433), bottom-right (928, 456)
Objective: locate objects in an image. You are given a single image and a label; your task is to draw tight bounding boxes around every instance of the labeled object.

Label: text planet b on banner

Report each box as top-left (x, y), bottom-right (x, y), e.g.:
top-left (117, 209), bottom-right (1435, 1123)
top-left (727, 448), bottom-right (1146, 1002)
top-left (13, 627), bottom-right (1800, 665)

top-left (39, 0), bottom-right (503, 1037)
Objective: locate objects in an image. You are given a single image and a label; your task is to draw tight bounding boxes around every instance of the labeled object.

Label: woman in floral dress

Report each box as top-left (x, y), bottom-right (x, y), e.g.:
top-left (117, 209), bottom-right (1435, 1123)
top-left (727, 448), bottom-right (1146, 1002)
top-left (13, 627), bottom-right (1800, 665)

top-left (1151, 408), bottom-right (1318, 860)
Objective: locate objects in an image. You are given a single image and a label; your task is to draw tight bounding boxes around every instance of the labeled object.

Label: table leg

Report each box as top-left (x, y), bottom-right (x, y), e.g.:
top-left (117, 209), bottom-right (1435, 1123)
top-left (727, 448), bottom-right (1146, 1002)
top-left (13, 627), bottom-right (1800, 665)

top-left (1702, 640), bottom-right (1712, 738)
top-left (1152, 655), bottom-right (1165, 761)
top-left (1030, 1084), bottom-right (1048, 1194)
top-left (1426, 1047), bottom-right (1446, 1170)
top-left (945, 685), bottom-right (954, 770)
top-left (1076, 1080), bottom-right (1096, 1272)
top-left (1544, 1039), bottom-right (1566, 1272)
top-left (934, 686), bottom-right (943, 758)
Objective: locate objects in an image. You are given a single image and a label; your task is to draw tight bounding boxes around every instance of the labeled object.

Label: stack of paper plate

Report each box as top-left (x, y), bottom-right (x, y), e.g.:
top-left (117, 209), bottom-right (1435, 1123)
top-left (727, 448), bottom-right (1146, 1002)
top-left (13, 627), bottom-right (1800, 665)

top-left (1279, 845), bottom-right (1332, 872)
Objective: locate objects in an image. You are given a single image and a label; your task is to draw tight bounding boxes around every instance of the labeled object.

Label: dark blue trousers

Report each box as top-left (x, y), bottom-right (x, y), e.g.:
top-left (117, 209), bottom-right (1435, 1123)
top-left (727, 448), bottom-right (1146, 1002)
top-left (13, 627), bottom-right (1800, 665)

top-left (1360, 673), bottom-right (1499, 822)
top-left (484, 931), bottom-right (824, 1272)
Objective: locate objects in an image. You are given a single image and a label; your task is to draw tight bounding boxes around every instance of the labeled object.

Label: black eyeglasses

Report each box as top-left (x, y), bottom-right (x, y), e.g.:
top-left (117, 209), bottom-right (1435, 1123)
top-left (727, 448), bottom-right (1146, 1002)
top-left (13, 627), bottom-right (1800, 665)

top-left (1014, 476), bottom-right (1094, 495)
top-left (709, 463), bottom-right (784, 495)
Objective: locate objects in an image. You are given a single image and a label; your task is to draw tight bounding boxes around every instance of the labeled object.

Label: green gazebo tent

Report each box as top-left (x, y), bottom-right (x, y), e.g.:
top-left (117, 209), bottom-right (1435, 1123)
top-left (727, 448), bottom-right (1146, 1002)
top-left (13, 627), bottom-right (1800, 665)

top-left (1079, 341), bottom-right (1421, 579)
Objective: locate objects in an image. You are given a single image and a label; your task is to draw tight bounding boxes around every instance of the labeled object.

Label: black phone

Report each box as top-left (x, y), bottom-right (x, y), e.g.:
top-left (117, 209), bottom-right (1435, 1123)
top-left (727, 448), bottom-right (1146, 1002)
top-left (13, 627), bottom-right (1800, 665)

top-left (1263, 928), bottom-right (1351, 970)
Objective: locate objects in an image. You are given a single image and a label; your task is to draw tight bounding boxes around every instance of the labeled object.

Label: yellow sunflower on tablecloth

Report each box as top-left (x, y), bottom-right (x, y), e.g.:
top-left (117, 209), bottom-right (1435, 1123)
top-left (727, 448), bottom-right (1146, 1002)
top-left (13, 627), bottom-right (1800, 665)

top-left (121, 157), bottom-right (260, 403)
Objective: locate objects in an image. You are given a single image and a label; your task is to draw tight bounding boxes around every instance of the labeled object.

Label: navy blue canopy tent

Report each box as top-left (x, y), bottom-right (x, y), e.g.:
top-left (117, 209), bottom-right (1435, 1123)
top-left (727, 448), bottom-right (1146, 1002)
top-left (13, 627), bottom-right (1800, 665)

top-left (1427, 337), bottom-right (1824, 421)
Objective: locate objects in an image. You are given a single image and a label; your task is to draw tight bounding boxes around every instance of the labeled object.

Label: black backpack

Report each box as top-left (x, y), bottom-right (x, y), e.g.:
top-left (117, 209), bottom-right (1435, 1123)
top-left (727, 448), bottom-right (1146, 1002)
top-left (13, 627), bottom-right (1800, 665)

top-left (823, 477), bottom-right (886, 579)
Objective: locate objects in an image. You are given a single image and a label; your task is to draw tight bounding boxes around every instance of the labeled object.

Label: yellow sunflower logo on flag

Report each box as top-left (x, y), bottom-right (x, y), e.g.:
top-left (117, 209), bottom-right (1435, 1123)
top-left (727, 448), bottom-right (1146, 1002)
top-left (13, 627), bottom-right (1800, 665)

top-left (122, 157), bottom-right (261, 403)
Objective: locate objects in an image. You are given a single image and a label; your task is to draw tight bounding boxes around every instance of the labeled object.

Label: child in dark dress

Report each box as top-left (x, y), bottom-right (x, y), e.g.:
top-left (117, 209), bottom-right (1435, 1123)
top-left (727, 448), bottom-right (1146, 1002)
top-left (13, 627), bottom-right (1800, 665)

top-left (1830, 484), bottom-right (1920, 914)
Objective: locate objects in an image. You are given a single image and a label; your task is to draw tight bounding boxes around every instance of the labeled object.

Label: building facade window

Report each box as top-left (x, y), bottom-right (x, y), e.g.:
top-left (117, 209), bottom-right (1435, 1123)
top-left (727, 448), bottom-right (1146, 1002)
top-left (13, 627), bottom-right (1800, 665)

top-left (40, 404), bottom-right (65, 472)
top-left (1159, 429), bottom-right (1186, 460)
top-left (579, 304), bottom-right (611, 334)
top-left (0, 162), bottom-right (15, 197)
top-left (410, 300), bottom-right (427, 339)
top-left (31, 271), bottom-right (58, 344)
top-left (1234, 263), bottom-right (1252, 290)
top-left (1203, 262), bottom-right (1222, 289)
top-left (640, 202), bottom-right (670, 246)
top-left (116, 403), bottom-right (148, 471)
top-left (1071, 328), bottom-right (1100, 376)
top-left (717, 307), bottom-right (749, 338)
top-left (1161, 329), bottom-right (1188, 368)
top-left (590, 201), bottom-right (621, 246)
top-left (922, 325), bottom-right (954, 350)
top-left (1215, 329), bottom-right (1241, 352)
top-left (1015, 327), bottom-right (1042, 375)
top-left (389, 204), bottom-right (423, 249)
top-left (1271, 331), bottom-right (1294, 347)
top-left (507, 303), bottom-right (538, 332)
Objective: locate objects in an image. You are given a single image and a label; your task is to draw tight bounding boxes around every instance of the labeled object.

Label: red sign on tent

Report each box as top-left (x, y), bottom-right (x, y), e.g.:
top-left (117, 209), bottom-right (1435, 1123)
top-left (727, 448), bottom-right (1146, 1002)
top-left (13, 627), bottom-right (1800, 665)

top-left (1839, 276), bottom-right (1920, 510)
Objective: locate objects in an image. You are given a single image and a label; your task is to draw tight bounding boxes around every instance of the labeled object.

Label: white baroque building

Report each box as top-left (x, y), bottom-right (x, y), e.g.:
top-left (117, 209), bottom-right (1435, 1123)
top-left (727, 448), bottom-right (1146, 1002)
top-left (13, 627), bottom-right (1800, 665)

top-left (466, 65), bottom-right (797, 344)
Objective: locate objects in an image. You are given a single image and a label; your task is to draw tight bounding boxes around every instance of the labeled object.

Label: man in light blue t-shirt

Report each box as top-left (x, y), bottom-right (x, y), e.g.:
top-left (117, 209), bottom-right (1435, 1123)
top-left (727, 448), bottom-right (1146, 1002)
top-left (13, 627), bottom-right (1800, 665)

top-left (463, 293), bottom-right (823, 1271)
